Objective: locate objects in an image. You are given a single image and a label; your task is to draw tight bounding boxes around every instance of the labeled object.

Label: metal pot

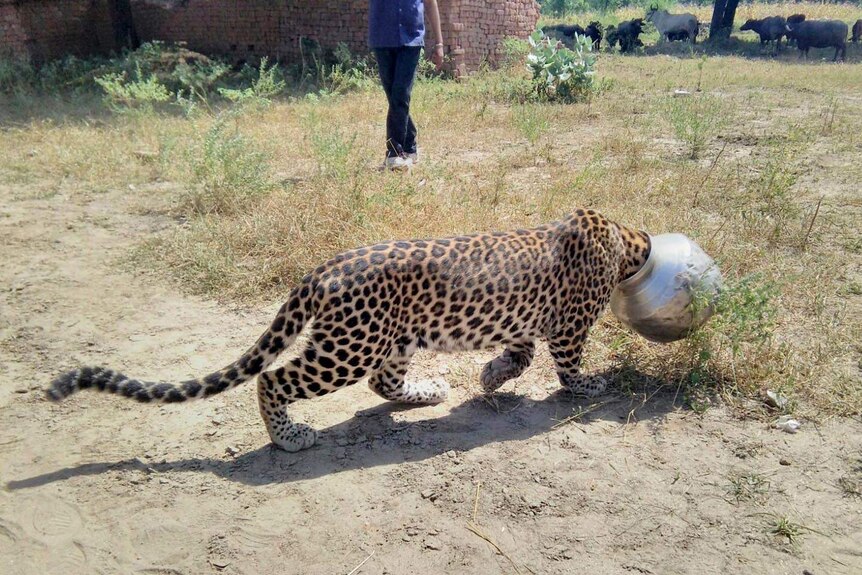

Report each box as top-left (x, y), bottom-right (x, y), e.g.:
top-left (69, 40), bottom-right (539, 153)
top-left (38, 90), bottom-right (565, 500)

top-left (610, 233), bottom-right (722, 343)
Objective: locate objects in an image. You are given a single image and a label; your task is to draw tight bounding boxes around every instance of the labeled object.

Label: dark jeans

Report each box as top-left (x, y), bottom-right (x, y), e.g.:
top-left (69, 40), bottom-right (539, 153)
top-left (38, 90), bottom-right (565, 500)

top-left (374, 46), bottom-right (421, 158)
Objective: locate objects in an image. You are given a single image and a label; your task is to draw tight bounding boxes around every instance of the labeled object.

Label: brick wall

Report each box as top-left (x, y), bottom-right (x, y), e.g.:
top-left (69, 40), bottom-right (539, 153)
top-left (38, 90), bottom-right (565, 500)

top-left (1, 0), bottom-right (540, 73)
top-left (0, 0), bottom-right (115, 64)
top-left (443, 0), bottom-right (541, 75)
top-left (0, 1), bottom-right (27, 60)
top-left (131, 0), bottom-right (540, 73)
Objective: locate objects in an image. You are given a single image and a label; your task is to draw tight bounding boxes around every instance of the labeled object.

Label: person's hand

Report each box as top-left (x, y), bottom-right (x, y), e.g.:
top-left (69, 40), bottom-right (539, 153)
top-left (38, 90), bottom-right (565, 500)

top-left (430, 43), bottom-right (444, 71)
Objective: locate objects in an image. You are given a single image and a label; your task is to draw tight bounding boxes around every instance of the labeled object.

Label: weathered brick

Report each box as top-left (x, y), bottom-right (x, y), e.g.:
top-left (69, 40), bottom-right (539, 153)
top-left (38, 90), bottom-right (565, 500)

top-left (2, 0), bottom-right (539, 74)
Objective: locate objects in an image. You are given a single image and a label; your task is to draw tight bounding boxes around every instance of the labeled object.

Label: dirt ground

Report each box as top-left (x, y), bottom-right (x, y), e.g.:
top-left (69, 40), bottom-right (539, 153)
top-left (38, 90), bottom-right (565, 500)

top-left (1, 182), bottom-right (861, 575)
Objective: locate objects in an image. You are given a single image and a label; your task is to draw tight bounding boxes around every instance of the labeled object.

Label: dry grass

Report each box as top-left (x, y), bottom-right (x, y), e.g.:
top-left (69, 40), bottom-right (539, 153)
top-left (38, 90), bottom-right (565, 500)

top-left (1, 4), bottom-right (860, 418)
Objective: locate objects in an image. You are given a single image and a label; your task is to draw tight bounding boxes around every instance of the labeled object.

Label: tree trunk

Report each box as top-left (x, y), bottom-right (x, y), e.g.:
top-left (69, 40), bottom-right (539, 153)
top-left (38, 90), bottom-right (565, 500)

top-left (721, 0), bottom-right (740, 32)
top-left (109, 0), bottom-right (140, 51)
top-left (709, 0), bottom-right (728, 40)
top-left (709, 0), bottom-right (739, 41)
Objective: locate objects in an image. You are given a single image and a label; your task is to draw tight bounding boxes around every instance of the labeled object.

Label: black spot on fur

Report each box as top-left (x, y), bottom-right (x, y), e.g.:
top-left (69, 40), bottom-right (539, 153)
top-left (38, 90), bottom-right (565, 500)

top-left (122, 380), bottom-right (144, 397)
top-left (151, 383), bottom-right (173, 399)
top-left (182, 381), bottom-right (203, 396)
top-left (245, 356), bottom-right (264, 375)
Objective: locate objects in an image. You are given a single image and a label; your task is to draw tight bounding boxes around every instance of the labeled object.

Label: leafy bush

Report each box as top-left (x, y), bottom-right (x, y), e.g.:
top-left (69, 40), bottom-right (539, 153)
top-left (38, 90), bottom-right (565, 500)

top-left (114, 42), bottom-right (229, 96)
top-left (683, 273), bottom-right (782, 395)
top-left (500, 38), bottom-right (530, 68)
top-left (95, 65), bottom-right (171, 113)
top-left (183, 113), bottom-right (274, 215)
top-left (526, 30), bottom-right (596, 103)
top-left (295, 40), bottom-right (375, 97)
top-left (301, 109), bottom-right (359, 181)
top-left (218, 57), bottom-right (285, 111)
top-left (172, 58), bottom-right (230, 111)
top-left (710, 274), bottom-right (779, 356)
top-left (0, 55), bottom-right (108, 95)
top-left (0, 58), bottom-right (35, 94)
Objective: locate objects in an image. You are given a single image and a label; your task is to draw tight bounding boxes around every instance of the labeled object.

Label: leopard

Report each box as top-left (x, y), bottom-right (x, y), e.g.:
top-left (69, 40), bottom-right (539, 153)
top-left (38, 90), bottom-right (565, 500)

top-left (47, 208), bottom-right (651, 452)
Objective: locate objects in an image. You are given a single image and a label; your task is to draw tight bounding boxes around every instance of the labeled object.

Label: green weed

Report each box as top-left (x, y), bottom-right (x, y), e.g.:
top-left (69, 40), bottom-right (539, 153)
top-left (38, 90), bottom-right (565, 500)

top-left (664, 94), bottom-right (727, 160)
top-left (182, 113), bottom-right (275, 215)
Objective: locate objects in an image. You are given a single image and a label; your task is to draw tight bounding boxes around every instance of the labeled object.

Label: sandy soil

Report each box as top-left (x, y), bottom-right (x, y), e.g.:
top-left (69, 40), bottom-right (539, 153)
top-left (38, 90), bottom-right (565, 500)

top-left (1, 183), bottom-right (860, 575)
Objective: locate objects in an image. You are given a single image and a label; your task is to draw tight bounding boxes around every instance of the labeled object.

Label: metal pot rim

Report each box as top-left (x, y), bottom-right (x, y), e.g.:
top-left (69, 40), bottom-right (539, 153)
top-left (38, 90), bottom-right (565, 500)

top-left (617, 233), bottom-right (657, 290)
top-left (616, 233), bottom-right (696, 292)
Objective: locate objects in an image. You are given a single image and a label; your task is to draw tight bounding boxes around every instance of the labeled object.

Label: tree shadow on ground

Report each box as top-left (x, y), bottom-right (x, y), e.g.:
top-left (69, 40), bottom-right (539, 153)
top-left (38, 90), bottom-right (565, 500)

top-left (7, 368), bottom-right (690, 490)
top-left (0, 92), bottom-right (114, 128)
top-left (631, 36), bottom-right (862, 64)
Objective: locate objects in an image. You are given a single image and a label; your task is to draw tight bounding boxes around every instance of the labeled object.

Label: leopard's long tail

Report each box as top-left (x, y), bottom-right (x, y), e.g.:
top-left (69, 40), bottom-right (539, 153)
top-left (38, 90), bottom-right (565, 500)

top-left (46, 286), bottom-right (312, 404)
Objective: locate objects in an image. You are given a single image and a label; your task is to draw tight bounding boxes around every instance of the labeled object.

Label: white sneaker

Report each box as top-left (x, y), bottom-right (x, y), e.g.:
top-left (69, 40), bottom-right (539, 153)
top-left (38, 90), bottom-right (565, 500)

top-left (384, 155), bottom-right (413, 171)
top-left (406, 151), bottom-right (419, 164)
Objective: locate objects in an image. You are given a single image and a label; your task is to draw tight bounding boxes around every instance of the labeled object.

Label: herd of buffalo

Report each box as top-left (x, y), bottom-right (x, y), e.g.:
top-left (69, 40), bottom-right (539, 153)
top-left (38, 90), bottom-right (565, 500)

top-left (542, 7), bottom-right (862, 61)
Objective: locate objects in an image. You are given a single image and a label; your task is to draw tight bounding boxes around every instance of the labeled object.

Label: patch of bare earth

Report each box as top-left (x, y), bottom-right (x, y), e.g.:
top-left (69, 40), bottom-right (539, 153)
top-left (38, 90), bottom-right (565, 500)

top-left (1, 179), bottom-right (861, 574)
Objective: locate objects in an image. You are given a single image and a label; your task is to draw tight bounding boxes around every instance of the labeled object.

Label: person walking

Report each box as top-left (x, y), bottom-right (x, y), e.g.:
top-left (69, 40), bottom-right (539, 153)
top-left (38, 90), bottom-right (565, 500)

top-left (369, 0), bottom-right (445, 170)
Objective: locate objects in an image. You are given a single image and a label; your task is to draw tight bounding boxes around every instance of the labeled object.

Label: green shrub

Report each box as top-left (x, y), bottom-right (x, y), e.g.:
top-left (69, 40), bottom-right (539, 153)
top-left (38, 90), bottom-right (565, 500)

top-left (95, 65), bottom-right (171, 113)
top-left (115, 42), bottom-right (228, 95)
top-left (0, 55), bottom-right (106, 95)
top-left (684, 273), bottom-right (781, 396)
top-left (512, 104), bottom-right (551, 144)
top-left (710, 274), bottom-right (779, 356)
top-left (501, 38), bottom-right (530, 68)
top-left (0, 58), bottom-right (35, 94)
top-left (526, 31), bottom-right (596, 103)
top-left (218, 57), bottom-right (286, 111)
top-left (664, 94), bottom-right (727, 159)
top-left (296, 40), bottom-right (375, 97)
top-left (182, 113), bottom-right (274, 215)
top-left (302, 109), bottom-right (359, 181)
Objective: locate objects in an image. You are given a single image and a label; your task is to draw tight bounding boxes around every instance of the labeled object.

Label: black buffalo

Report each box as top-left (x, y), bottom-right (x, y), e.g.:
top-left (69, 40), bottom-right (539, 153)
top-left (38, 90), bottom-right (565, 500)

top-left (606, 19), bottom-right (645, 53)
top-left (786, 19), bottom-right (848, 61)
top-left (541, 21), bottom-right (603, 50)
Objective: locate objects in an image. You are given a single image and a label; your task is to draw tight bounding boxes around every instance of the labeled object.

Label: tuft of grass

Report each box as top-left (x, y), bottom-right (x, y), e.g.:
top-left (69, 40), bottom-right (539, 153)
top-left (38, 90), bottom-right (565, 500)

top-left (768, 515), bottom-right (805, 546)
top-left (747, 512), bottom-right (824, 548)
top-left (726, 471), bottom-right (772, 504)
top-left (511, 104), bottom-right (551, 145)
top-left (663, 94), bottom-right (728, 160)
top-left (838, 456), bottom-right (862, 498)
top-left (180, 113), bottom-right (275, 216)
top-left (839, 475), bottom-right (861, 499)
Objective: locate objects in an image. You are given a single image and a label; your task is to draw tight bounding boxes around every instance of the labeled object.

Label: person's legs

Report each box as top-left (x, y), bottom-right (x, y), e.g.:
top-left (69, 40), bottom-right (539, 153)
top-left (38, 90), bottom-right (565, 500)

top-left (388, 47), bottom-right (422, 157)
top-left (374, 48), bottom-right (400, 158)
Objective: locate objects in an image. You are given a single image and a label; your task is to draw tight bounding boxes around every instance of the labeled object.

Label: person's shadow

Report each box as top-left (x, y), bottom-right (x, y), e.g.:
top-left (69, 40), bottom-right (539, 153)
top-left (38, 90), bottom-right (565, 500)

top-left (7, 369), bottom-right (686, 490)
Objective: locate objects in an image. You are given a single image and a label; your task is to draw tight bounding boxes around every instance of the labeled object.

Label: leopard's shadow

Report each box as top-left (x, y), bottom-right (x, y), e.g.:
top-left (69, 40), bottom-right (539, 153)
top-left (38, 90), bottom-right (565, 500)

top-left (7, 370), bottom-right (685, 489)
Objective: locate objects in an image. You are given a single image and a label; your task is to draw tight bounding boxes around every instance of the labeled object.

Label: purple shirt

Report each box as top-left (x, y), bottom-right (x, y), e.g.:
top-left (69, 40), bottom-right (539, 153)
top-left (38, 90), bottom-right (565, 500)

top-left (368, 0), bottom-right (425, 48)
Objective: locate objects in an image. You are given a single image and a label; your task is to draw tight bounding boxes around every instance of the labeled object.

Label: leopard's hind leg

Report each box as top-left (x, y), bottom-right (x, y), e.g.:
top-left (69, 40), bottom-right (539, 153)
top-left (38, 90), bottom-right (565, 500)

top-left (256, 335), bottom-right (376, 451)
top-left (257, 372), bottom-right (318, 452)
top-left (368, 355), bottom-right (449, 404)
